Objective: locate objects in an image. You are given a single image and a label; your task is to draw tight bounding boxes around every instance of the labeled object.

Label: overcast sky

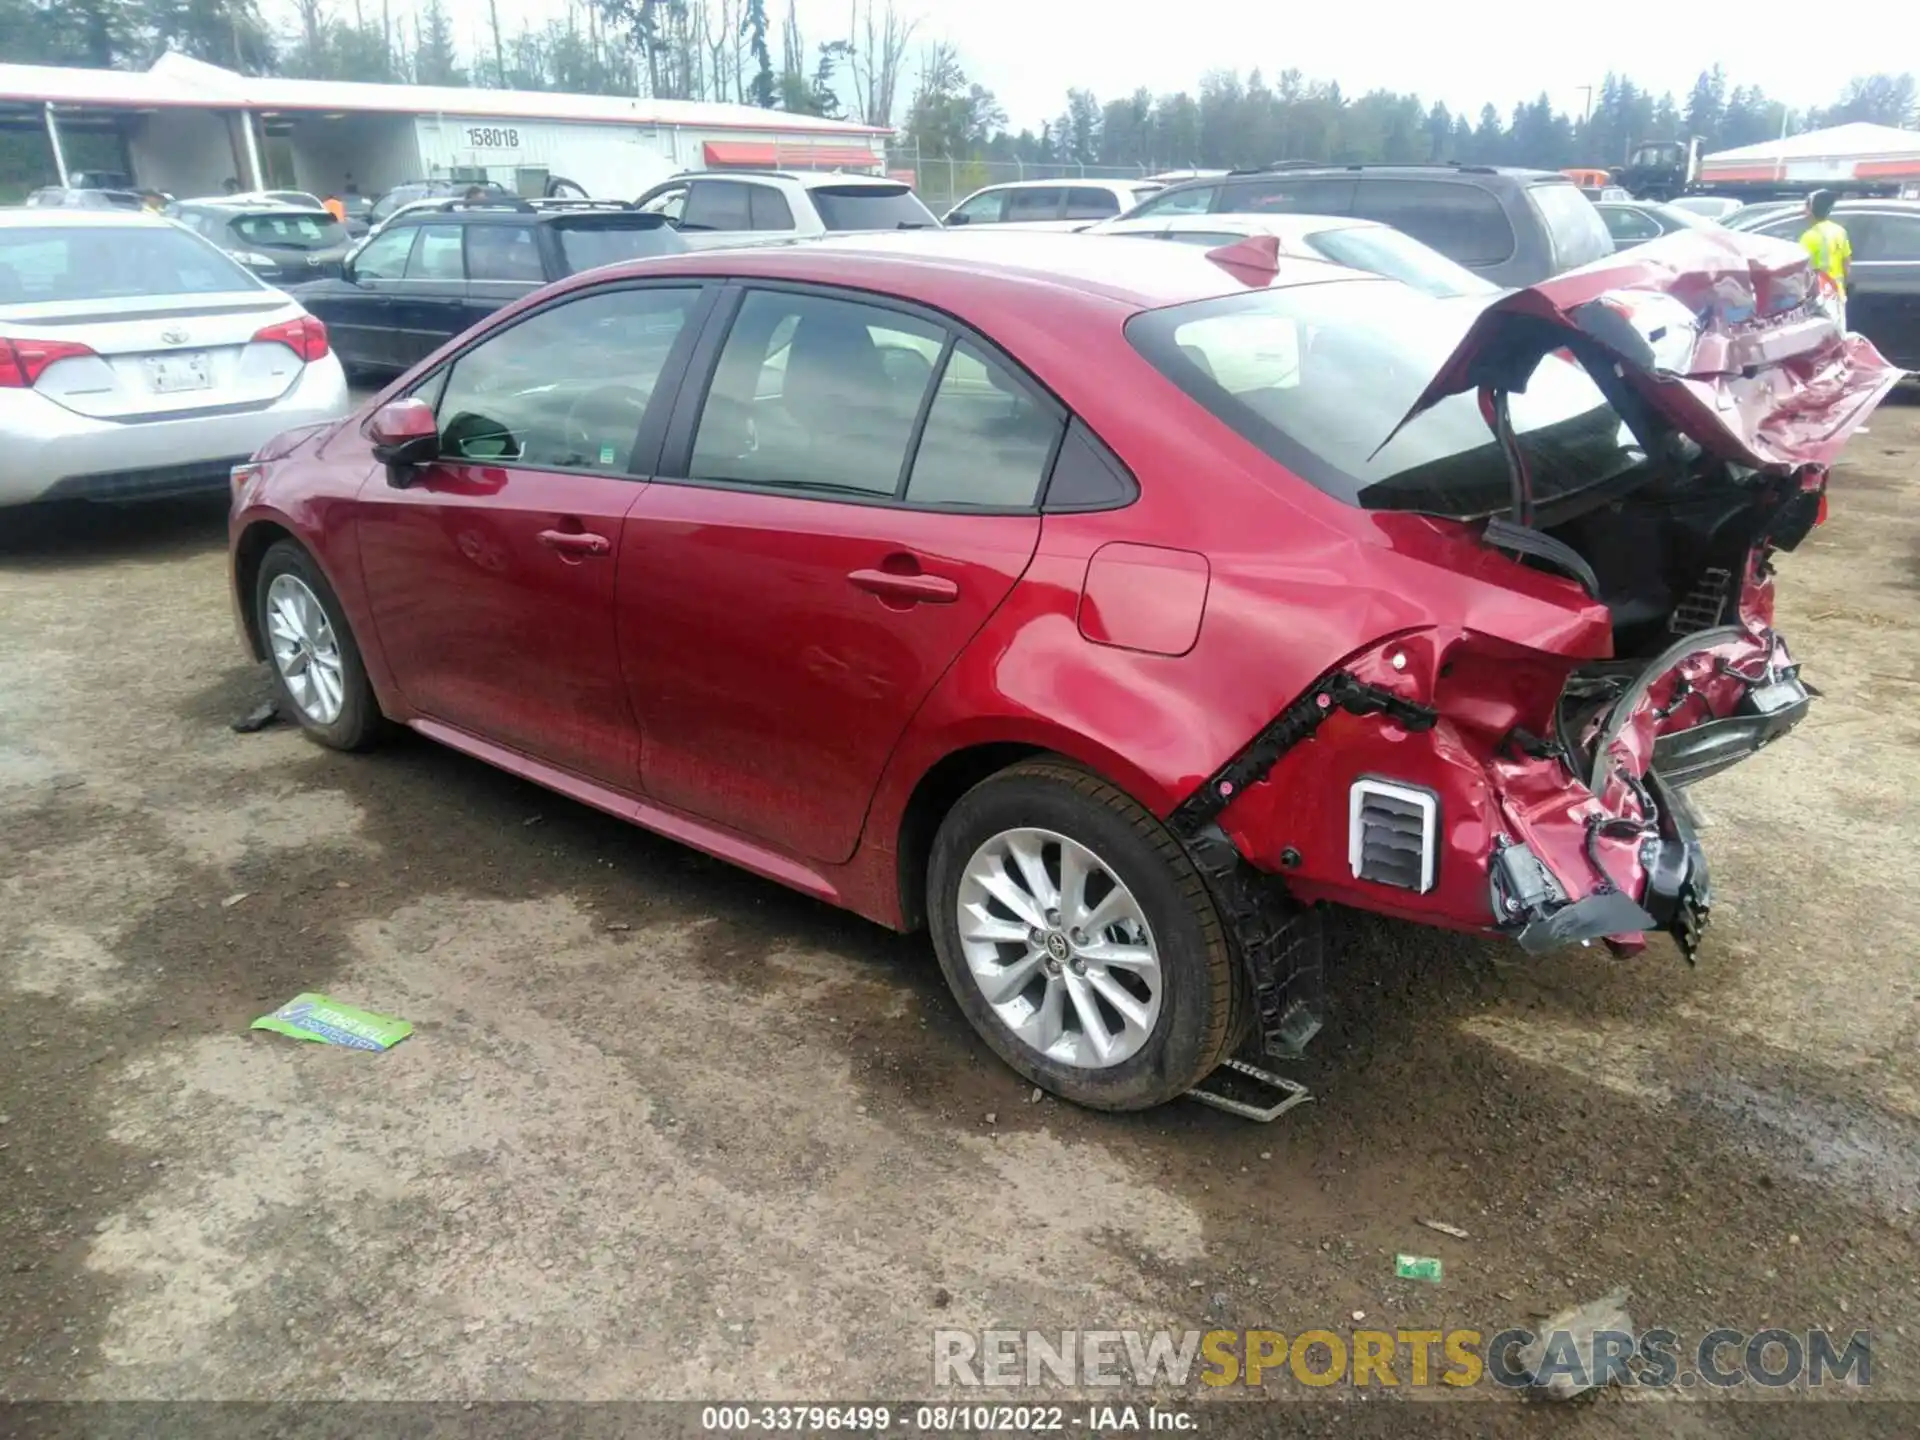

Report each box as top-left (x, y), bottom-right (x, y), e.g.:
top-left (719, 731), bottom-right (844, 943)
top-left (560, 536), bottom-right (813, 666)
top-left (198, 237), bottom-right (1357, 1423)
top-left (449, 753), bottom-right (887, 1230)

top-left (423, 0), bottom-right (1919, 131)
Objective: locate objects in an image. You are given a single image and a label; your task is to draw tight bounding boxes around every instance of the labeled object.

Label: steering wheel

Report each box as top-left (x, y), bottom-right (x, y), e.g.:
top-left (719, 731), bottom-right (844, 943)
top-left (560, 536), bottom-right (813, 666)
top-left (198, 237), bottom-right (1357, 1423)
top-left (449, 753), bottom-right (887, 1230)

top-left (561, 386), bottom-right (652, 467)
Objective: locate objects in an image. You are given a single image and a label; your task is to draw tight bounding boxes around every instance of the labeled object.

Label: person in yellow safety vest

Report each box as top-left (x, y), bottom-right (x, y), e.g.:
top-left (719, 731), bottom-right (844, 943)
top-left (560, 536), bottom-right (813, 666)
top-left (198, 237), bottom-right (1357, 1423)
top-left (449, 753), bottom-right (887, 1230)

top-left (1800, 189), bottom-right (1853, 334)
top-left (323, 193), bottom-right (347, 223)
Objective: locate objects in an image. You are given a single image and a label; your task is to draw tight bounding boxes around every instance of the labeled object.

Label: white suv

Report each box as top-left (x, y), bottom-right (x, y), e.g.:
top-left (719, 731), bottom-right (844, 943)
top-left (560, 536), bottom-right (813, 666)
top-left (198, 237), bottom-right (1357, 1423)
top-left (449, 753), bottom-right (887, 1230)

top-left (943, 178), bottom-right (1164, 231)
top-left (633, 171), bottom-right (940, 249)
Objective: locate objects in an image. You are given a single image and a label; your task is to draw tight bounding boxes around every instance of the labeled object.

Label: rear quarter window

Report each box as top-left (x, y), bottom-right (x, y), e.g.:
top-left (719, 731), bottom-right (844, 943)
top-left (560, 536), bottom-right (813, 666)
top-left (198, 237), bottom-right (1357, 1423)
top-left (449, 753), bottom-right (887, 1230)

top-left (1528, 183), bottom-right (1615, 270)
top-left (555, 219), bottom-right (688, 272)
top-left (809, 185), bottom-right (939, 231)
top-left (1350, 180), bottom-right (1513, 266)
top-left (1228, 178), bottom-right (1356, 218)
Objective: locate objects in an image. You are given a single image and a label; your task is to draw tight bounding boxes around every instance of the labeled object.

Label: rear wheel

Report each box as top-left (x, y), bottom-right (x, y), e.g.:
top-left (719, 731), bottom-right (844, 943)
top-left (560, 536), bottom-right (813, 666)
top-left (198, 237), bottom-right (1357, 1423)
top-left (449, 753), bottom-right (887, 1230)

top-left (255, 540), bottom-right (382, 751)
top-left (927, 759), bottom-right (1238, 1110)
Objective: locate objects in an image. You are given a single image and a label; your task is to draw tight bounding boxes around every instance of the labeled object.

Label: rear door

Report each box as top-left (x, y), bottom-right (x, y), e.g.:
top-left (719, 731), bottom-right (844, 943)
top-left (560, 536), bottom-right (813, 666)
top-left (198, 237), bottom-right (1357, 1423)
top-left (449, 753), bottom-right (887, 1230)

top-left (354, 281), bottom-right (710, 788)
top-left (620, 285), bottom-right (1065, 863)
top-left (1849, 212), bottom-right (1920, 370)
top-left (462, 220), bottom-right (545, 332)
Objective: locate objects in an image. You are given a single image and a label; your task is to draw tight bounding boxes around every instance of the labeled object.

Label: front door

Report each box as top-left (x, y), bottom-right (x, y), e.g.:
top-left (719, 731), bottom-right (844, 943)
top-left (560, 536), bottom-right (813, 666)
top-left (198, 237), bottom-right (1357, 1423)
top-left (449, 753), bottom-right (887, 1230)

top-left (620, 286), bottom-right (1066, 863)
top-left (356, 281), bottom-right (709, 788)
top-left (1850, 212), bottom-right (1920, 370)
top-left (325, 222), bottom-right (413, 373)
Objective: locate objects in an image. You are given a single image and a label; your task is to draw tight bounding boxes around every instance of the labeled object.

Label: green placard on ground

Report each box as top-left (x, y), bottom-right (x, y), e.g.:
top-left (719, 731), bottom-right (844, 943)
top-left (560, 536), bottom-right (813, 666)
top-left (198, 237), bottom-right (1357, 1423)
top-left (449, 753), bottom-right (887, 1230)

top-left (1396, 1254), bottom-right (1444, 1283)
top-left (251, 993), bottom-right (412, 1051)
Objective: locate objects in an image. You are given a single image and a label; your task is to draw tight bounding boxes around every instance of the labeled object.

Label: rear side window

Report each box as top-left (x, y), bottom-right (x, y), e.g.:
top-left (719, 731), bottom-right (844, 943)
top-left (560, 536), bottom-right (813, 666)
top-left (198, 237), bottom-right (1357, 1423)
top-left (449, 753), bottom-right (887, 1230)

top-left (1351, 180), bottom-right (1514, 266)
top-left (747, 185), bottom-right (796, 231)
top-left (230, 212), bottom-right (348, 249)
top-left (1599, 205), bottom-right (1661, 244)
top-left (1229, 178), bottom-right (1355, 218)
top-left (949, 190), bottom-right (1009, 224)
top-left (1862, 214), bottom-right (1920, 260)
top-left (1005, 188), bottom-right (1064, 221)
top-left (1132, 185), bottom-right (1218, 217)
top-left (905, 341), bottom-right (1065, 508)
top-left (809, 184), bottom-right (939, 231)
top-left (691, 290), bottom-right (943, 496)
top-left (683, 181), bottom-right (753, 231)
top-left (466, 224), bottom-right (544, 282)
top-left (1527, 183), bottom-right (1614, 270)
top-left (1063, 187), bottom-right (1122, 221)
top-left (0, 225), bottom-right (260, 302)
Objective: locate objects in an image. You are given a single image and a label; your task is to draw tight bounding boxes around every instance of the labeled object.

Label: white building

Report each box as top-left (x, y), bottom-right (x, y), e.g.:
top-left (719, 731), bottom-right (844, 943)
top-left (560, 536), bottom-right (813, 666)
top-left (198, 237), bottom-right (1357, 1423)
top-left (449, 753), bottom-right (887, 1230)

top-left (0, 52), bottom-right (890, 201)
top-left (1699, 122), bottom-right (1920, 193)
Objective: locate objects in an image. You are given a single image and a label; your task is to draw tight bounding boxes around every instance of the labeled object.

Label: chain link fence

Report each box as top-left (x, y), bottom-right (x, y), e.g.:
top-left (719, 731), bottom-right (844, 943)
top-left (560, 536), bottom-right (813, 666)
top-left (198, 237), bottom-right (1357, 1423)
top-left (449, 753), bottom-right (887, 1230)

top-left (885, 150), bottom-right (1173, 215)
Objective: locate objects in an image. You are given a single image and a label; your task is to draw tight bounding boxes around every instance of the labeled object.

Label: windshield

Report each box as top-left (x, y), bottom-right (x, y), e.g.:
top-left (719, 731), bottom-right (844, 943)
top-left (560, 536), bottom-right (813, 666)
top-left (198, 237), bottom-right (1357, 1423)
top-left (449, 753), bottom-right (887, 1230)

top-left (0, 225), bottom-right (263, 303)
top-left (229, 212), bottom-right (349, 249)
top-left (1526, 183), bottom-right (1614, 270)
top-left (1126, 283), bottom-right (1640, 518)
top-left (809, 185), bottom-right (939, 231)
top-left (1306, 226), bottom-right (1498, 299)
top-left (555, 219), bottom-right (688, 271)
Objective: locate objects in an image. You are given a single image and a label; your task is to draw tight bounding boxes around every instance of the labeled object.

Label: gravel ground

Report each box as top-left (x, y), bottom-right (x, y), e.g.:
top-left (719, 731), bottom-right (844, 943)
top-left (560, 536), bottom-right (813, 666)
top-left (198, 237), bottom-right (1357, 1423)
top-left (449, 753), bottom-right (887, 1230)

top-left (3, 396), bottom-right (1919, 1433)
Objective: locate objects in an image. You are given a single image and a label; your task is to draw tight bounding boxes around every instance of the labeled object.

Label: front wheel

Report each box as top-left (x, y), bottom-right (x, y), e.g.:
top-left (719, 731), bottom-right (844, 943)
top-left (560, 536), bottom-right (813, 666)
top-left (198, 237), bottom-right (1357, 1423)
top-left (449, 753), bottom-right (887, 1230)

top-left (927, 759), bottom-right (1240, 1110)
top-left (255, 539), bottom-right (383, 751)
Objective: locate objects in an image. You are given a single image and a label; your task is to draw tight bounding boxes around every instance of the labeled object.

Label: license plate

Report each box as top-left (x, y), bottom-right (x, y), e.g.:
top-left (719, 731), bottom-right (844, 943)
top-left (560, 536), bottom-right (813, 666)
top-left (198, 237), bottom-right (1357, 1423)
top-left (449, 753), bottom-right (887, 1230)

top-left (146, 352), bottom-right (211, 394)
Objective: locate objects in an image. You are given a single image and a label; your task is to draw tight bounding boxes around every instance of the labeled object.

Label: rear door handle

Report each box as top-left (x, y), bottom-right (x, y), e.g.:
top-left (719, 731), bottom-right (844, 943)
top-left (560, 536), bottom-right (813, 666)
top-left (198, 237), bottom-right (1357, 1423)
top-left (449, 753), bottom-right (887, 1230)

top-left (847, 568), bottom-right (960, 604)
top-left (537, 528), bottom-right (612, 558)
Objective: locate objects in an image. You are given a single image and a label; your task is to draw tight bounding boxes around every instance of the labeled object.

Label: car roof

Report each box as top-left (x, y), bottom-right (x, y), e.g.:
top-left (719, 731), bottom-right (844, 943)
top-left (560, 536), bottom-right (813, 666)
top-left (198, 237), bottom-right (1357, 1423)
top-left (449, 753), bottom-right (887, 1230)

top-left (1102, 212), bottom-right (1374, 240)
top-left (660, 170), bottom-right (901, 190)
top-left (968, 177), bottom-right (1152, 192)
top-left (0, 208), bottom-right (173, 230)
top-left (584, 228), bottom-right (1366, 314)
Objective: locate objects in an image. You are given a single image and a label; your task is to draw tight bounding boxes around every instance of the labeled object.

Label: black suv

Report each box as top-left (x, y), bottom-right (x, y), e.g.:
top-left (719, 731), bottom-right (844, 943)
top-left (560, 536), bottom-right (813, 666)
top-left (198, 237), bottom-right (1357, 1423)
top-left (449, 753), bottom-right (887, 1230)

top-left (1121, 163), bottom-right (1614, 288)
top-left (289, 198), bottom-right (688, 379)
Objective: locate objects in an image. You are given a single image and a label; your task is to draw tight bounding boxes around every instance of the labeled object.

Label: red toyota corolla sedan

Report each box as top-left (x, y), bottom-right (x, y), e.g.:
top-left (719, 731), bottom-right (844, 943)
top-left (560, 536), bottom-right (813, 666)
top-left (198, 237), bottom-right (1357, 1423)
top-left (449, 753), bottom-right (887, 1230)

top-left (229, 228), bottom-right (1898, 1110)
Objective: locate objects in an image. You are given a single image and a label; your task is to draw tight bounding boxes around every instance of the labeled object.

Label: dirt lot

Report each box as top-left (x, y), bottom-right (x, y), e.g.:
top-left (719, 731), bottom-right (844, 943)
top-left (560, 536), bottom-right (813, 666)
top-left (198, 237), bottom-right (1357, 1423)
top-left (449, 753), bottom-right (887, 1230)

top-left (3, 397), bottom-right (1920, 1430)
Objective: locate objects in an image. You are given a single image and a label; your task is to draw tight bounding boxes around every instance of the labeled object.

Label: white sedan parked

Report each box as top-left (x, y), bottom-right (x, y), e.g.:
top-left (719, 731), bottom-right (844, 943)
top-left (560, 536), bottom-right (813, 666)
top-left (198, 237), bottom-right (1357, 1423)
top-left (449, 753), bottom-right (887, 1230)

top-left (0, 209), bottom-right (350, 508)
top-left (943, 178), bottom-right (1163, 230)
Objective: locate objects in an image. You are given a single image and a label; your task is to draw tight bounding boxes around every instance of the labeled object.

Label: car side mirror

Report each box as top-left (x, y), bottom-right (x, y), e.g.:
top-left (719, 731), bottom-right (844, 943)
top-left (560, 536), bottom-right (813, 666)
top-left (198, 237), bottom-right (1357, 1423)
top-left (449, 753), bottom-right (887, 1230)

top-left (946, 211), bottom-right (970, 225)
top-left (368, 398), bottom-right (439, 480)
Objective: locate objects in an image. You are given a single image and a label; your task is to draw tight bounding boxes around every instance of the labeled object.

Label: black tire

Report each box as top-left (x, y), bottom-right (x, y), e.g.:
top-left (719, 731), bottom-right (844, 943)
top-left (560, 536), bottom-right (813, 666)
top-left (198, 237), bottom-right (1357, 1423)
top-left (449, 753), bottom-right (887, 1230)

top-left (255, 539), bottom-right (383, 751)
top-left (927, 758), bottom-right (1239, 1111)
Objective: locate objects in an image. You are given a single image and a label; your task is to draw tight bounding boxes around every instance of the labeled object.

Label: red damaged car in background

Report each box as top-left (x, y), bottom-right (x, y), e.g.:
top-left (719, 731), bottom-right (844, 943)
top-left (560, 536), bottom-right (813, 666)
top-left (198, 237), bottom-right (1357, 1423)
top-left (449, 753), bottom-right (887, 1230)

top-left (228, 228), bottom-right (1899, 1111)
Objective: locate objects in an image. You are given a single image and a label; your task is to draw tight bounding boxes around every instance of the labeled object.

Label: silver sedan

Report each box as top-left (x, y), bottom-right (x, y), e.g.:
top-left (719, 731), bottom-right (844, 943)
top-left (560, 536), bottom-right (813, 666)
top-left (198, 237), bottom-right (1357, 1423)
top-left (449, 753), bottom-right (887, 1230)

top-left (1, 209), bottom-right (350, 507)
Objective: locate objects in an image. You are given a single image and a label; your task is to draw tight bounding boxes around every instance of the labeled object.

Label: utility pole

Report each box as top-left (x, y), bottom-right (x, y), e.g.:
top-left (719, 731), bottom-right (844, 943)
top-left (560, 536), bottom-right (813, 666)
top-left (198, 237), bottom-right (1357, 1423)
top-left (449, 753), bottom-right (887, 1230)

top-left (1577, 85), bottom-right (1593, 125)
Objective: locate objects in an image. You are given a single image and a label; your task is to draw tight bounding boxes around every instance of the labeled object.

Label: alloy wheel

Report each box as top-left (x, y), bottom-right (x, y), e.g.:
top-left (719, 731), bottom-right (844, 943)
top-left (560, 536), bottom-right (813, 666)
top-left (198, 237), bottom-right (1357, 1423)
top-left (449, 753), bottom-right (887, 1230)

top-left (954, 826), bottom-right (1163, 1069)
top-left (264, 572), bottom-right (346, 726)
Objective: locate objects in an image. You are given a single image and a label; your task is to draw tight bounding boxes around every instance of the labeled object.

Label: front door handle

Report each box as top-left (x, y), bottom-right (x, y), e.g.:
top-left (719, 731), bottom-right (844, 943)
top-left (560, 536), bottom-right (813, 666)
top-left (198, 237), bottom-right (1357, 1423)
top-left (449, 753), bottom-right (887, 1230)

top-left (537, 528), bottom-right (612, 558)
top-left (847, 568), bottom-right (959, 604)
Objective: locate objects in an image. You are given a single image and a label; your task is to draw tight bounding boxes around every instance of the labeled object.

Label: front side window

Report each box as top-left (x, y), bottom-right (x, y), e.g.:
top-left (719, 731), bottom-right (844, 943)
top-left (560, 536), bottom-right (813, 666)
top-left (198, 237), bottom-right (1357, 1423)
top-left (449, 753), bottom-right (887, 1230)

top-left (1127, 283), bottom-right (1638, 519)
top-left (949, 190), bottom-right (1009, 225)
top-left (1351, 180), bottom-right (1514, 266)
top-left (690, 290), bottom-right (943, 497)
top-left (638, 184), bottom-right (688, 222)
top-left (1131, 185), bottom-right (1218, 217)
top-left (406, 224), bottom-right (466, 280)
top-left (682, 181), bottom-right (753, 231)
top-left (434, 287), bottom-right (698, 471)
top-left (1599, 206), bottom-right (1661, 244)
top-left (466, 224), bottom-right (544, 282)
top-left (906, 341), bottom-right (1065, 508)
top-left (352, 225), bottom-right (414, 279)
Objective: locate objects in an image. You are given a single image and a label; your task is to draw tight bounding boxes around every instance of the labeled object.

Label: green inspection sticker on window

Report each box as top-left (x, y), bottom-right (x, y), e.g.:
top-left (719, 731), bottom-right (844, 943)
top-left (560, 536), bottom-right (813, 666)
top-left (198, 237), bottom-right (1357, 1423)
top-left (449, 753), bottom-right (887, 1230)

top-left (598, 444), bottom-right (617, 466)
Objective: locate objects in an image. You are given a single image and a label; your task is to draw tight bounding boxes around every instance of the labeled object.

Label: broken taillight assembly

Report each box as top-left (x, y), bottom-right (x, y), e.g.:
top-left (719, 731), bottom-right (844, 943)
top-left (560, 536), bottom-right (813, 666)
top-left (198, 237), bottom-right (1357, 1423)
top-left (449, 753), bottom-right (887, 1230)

top-left (0, 336), bottom-right (98, 388)
top-left (251, 315), bottom-right (330, 363)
